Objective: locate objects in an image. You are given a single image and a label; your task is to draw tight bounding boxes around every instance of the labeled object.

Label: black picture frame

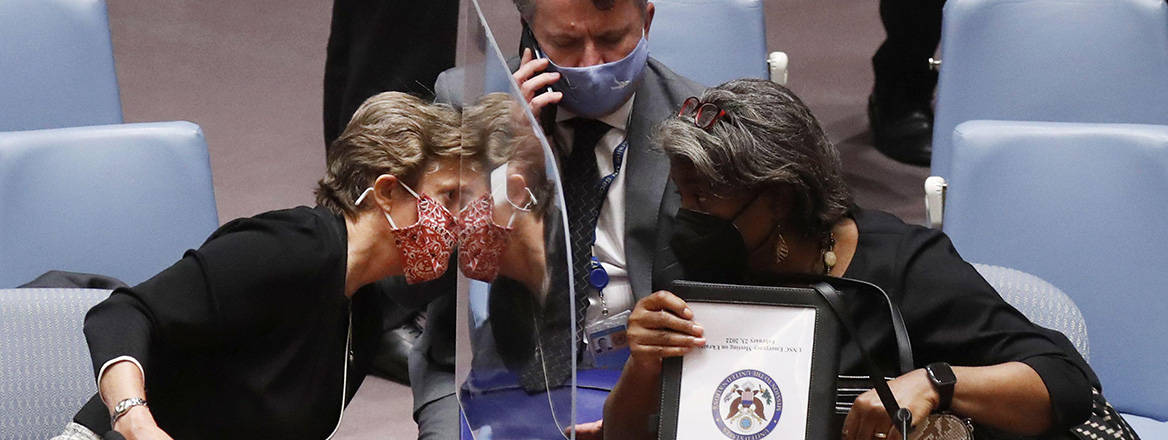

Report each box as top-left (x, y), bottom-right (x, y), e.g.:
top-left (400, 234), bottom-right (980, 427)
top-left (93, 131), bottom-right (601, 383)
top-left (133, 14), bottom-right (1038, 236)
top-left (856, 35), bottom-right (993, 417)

top-left (657, 280), bottom-right (841, 440)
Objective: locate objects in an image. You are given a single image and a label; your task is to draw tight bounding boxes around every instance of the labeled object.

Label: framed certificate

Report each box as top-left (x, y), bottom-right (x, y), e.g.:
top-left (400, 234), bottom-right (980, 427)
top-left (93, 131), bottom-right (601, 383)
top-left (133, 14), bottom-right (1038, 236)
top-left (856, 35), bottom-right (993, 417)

top-left (658, 280), bottom-right (840, 440)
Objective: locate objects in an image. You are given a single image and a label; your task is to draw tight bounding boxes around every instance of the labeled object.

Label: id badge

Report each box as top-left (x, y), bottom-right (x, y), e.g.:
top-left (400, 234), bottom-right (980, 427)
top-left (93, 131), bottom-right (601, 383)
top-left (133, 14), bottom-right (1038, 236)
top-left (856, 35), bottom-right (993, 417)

top-left (585, 310), bottom-right (631, 369)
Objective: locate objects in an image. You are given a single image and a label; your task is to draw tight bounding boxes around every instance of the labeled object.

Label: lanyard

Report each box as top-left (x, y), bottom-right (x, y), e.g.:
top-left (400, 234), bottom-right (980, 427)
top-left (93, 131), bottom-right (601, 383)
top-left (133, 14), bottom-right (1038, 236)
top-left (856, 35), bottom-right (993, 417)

top-left (587, 134), bottom-right (629, 318)
top-left (598, 139), bottom-right (628, 198)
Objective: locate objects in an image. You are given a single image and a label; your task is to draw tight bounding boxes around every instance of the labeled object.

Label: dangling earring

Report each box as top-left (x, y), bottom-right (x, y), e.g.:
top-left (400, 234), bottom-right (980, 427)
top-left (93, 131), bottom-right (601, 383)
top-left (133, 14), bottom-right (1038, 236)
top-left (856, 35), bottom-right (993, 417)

top-left (774, 224), bottom-right (790, 264)
top-left (821, 232), bottom-right (838, 275)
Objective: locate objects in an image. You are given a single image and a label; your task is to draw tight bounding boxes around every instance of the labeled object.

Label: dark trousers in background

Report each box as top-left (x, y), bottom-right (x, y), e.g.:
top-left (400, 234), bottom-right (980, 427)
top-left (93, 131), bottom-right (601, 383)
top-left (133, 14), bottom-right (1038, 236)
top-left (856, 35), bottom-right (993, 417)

top-left (872, 0), bottom-right (945, 111)
top-left (323, 0), bottom-right (459, 148)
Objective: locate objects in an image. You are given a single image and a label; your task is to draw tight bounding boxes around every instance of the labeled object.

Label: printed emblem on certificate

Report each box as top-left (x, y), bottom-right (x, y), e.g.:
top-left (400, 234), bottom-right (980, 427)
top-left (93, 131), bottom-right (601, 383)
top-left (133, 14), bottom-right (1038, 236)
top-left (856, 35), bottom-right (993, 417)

top-left (713, 369), bottom-right (783, 438)
top-left (658, 281), bottom-right (841, 440)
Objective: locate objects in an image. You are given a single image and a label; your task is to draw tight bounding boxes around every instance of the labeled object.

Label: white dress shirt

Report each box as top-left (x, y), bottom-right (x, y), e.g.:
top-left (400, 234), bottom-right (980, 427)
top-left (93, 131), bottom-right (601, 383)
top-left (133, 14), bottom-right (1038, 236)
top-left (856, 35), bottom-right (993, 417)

top-left (555, 96), bottom-right (637, 327)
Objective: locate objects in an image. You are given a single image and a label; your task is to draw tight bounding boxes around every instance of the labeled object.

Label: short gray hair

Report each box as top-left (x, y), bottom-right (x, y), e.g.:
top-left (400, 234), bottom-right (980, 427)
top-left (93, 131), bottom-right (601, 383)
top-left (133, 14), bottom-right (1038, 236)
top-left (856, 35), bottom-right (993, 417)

top-left (657, 79), bottom-right (851, 239)
top-left (514, 0), bottom-right (648, 22)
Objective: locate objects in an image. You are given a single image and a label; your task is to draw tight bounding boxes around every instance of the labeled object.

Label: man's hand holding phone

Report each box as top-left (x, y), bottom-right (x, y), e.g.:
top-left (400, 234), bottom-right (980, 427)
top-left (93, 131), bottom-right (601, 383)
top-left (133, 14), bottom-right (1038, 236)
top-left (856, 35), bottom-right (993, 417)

top-left (513, 48), bottom-right (563, 119)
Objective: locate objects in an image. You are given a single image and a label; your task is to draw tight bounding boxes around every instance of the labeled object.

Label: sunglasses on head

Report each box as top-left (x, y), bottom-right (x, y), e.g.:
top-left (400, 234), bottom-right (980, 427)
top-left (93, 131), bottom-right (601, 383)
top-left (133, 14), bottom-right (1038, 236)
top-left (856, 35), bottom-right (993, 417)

top-left (678, 96), bottom-right (726, 131)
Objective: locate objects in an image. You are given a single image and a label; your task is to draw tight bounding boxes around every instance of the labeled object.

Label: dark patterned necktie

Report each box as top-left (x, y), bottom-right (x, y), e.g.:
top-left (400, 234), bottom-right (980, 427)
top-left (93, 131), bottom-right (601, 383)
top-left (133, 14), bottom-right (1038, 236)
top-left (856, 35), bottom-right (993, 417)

top-left (562, 118), bottom-right (611, 337)
top-left (519, 117), bottom-right (610, 391)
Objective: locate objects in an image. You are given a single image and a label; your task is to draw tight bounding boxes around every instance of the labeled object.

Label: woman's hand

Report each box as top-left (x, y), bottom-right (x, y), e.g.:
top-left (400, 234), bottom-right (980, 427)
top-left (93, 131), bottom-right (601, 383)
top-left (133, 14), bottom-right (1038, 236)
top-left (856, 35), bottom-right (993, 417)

top-left (626, 290), bottom-right (706, 372)
top-left (566, 419), bottom-right (603, 440)
top-left (842, 368), bottom-right (938, 440)
top-left (844, 362), bottom-right (1056, 439)
top-left (100, 361), bottom-right (173, 440)
top-left (114, 406), bottom-right (174, 440)
top-left (603, 291), bottom-right (704, 440)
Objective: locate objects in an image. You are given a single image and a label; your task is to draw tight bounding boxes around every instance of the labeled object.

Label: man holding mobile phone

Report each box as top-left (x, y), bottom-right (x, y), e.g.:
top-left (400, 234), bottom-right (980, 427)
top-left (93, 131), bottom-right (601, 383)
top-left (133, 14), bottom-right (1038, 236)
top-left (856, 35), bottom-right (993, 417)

top-left (504, 0), bottom-right (703, 393)
top-left (413, 0), bottom-right (705, 438)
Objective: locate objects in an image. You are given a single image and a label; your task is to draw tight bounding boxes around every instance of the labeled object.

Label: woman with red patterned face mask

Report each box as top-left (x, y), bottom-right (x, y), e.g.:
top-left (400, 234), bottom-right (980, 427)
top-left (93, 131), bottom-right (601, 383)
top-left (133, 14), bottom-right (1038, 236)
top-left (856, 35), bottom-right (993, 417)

top-left (354, 178), bottom-right (458, 285)
top-left (454, 92), bottom-right (555, 294)
top-left (63, 92), bottom-right (462, 440)
top-left (457, 185), bottom-right (538, 282)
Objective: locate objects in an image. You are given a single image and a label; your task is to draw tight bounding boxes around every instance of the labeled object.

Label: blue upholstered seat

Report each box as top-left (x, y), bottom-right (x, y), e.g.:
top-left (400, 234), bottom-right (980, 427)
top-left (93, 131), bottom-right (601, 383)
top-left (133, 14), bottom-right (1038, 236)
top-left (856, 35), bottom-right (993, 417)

top-left (0, 288), bottom-right (112, 440)
top-left (930, 0), bottom-right (1168, 178)
top-left (647, 0), bottom-right (768, 86)
top-left (943, 120), bottom-right (1168, 436)
top-left (971, 263), bottom-right (1089, 361)
top-left (0, 0), bottom-right (122, 131)
top-left (0, 121), bottom-right (219, 288)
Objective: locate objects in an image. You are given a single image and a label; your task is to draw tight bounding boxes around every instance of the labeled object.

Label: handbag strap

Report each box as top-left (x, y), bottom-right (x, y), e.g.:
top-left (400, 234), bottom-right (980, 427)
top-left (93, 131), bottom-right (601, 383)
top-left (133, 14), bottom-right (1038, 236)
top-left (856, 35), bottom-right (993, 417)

top-left (770, 274), bottom-right (914, 373)
top-left (830, 276), bottom-right (914, 374)
top-left (810, 281), bottom-right (914, 437)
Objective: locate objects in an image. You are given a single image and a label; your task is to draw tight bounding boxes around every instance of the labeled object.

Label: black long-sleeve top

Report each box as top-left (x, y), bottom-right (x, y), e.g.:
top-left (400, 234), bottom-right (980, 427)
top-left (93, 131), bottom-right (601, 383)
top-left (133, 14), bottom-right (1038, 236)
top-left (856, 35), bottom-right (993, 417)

top-left (830, 208), bottom-right (1096, 434)
top-left (74, 206), bottom-right (384, 439)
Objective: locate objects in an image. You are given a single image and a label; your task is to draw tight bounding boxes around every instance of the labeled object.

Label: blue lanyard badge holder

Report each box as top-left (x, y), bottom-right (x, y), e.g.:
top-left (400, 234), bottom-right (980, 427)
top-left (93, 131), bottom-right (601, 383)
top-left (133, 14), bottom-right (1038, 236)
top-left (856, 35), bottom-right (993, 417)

top-left (583, 136), bottom-right (630, 370)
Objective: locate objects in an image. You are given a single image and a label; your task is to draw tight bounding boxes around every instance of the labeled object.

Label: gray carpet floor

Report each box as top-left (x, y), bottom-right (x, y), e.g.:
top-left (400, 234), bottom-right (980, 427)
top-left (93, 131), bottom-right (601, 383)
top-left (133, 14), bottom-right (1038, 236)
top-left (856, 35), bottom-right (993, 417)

top-left (105, 0), bottom-right (926, 437)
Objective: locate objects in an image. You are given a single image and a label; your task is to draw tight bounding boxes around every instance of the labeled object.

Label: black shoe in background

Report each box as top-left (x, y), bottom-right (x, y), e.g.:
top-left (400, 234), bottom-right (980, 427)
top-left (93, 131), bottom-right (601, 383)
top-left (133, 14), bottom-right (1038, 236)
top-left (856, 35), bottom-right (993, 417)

top-left (868, 86), bottom-right (934, 167)
top-left (369, 309), bottom-right (426, 385)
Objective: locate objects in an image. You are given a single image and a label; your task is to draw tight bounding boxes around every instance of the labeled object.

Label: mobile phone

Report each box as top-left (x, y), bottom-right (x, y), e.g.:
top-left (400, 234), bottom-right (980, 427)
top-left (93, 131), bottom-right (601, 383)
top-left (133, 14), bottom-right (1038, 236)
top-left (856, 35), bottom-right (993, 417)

top-left (520, 21), bottom-right (555, 96)
top-left (520, 20), bottom-right (558, 131)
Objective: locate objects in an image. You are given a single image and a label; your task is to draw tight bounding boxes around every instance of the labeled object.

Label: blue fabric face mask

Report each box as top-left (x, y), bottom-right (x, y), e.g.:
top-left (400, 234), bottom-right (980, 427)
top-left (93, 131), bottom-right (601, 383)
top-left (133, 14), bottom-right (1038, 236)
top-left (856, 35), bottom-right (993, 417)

top-left (548, 36), bottom-right (650, 119)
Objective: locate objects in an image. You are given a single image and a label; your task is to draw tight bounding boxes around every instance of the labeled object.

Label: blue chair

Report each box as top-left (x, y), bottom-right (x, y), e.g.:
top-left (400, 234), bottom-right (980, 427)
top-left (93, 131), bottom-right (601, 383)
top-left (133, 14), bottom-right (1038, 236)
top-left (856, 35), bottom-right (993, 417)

top-left (971, 263), bottom-right (1089, 361)
top-left (943, 120), bottom-right (1168, 436)
top-left (929, 0), bottom-right (1168, 178)
top-left (459, 369), bottom-right (615, 439)
top-left (0, 288), bottom-right (113, 440)
top-left (647, 0), bottom-right (769, 86)
top-left (0, 121), bottom-right (219, 288)
top-left (0, 0), bottom-right (122, 131)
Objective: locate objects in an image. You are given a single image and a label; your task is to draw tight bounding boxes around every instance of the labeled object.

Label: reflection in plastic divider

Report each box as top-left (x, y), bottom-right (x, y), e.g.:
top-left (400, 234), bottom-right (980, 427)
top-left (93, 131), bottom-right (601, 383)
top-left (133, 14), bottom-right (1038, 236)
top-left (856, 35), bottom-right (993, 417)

top-left (453, 0), bottom-right (587, 438)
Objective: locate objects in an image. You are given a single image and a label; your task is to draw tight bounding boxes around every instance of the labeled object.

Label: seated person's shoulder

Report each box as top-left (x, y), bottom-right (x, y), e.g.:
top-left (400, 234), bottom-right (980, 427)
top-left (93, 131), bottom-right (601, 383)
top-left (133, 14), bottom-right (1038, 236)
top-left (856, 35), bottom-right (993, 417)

top-left (433, 66), bottom-right (467, 106)
top-left (851, 207), bottom-right (941, 247)
top-left (647, 57), bottom-right (706, 97)
top-left (195, 206), bottom-right (346, 283)
top-left (849, 207), bottom-right (969, 284)
top-left (209, 206), bottom-right (339, 244)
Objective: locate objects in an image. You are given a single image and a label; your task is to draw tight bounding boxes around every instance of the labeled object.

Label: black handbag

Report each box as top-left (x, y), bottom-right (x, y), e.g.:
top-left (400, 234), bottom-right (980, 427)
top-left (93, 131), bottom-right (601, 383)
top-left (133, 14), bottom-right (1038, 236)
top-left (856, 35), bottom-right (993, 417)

top-left (1070, 388), bottom-right (1140, 440)
top-left (808, 276), bottom-right (1139, 440)
top-left (806, 279), bottom-right (974, 440)
top-left (836, 377), bottom-right (975, 440)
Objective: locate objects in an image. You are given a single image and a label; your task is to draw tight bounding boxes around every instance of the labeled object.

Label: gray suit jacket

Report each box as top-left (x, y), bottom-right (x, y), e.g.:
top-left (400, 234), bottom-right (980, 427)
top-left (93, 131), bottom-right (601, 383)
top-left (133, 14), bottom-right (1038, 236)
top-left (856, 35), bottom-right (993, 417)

top-left (411, 57), bottom-right (704, 420)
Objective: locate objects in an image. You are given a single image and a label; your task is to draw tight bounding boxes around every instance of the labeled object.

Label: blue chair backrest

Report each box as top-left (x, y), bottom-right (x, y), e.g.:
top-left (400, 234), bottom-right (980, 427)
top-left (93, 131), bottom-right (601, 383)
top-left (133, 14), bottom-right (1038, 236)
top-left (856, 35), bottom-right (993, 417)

top-left (647, 0), bottom-right (768, 87)
top-left (930, 0), bottom-right (1168, 178)
top-left (0, 122), bottom-right (219, 288)
top-left (0, 0), bottom-right (123, 131)
top-left (0, 288), bottom-right (112, 440)
top-left (943, 120), bottom-right (1168, 421)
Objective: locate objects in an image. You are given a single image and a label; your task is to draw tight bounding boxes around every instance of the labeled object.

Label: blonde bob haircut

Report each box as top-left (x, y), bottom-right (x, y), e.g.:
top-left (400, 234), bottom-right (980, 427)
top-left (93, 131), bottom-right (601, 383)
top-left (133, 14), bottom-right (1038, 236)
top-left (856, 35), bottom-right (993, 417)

top-left (315, 91), bottom-right (458, 217)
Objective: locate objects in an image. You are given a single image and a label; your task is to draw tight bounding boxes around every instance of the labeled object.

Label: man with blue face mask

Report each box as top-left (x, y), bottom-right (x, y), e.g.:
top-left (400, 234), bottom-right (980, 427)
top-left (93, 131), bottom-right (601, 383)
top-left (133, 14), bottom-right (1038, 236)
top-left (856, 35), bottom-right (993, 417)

top-left (508, 0), bottom-right (704, 410)
top-left (408, 0), bottom-right (704, 438)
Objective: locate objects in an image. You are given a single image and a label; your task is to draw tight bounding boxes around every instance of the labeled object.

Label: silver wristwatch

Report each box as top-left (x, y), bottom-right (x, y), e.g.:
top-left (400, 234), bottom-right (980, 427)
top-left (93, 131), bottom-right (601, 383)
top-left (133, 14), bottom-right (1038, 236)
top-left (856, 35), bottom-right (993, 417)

top-left (111, 397), bottom-right (148, 427)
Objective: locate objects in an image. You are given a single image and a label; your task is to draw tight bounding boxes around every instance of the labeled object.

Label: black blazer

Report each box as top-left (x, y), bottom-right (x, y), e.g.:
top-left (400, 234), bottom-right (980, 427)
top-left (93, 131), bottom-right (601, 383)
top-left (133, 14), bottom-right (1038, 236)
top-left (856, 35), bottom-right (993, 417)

top-left (73, 206), bottom-right (384, 439)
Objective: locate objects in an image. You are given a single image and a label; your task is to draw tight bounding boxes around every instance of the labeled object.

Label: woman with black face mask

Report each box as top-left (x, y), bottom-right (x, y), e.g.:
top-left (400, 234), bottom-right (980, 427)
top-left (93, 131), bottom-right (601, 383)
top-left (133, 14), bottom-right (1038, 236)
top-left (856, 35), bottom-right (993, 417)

top-left (601, 79), bottom-right (1107, 440)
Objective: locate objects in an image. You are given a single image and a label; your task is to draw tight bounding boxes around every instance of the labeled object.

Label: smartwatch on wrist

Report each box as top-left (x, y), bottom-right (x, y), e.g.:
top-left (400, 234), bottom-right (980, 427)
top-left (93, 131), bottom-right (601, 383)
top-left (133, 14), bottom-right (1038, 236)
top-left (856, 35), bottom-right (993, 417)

top-left (111, 397), bottom-right (148, 428)
top-left (925, 362), bottom-right (957, 411)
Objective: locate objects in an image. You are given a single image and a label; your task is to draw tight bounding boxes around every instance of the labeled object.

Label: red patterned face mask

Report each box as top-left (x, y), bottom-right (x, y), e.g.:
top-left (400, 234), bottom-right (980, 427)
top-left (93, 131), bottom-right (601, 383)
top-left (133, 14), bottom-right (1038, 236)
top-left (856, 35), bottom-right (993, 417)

top-left (456, 188), bottom-right (536, 282)
top-left (357, 182), bottom-right (457, 284)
